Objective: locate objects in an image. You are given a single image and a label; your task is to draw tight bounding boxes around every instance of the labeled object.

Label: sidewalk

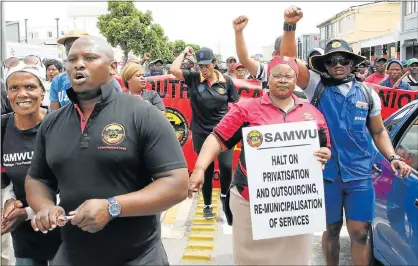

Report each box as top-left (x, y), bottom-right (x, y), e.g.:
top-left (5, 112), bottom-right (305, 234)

top-left (161, 191), bottom-right (353, 265)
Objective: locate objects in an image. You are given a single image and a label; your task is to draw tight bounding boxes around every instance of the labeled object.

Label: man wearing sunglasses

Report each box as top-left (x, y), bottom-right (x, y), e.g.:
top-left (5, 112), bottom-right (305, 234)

top-left (276, 7), bottom-right (411, 266)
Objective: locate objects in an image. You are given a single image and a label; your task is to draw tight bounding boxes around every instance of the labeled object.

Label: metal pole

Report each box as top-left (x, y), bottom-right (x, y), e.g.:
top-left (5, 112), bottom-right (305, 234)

top-left (55, 18), bottom-right (59, 38)
top-left (24, 18), bottom-right (28, 43)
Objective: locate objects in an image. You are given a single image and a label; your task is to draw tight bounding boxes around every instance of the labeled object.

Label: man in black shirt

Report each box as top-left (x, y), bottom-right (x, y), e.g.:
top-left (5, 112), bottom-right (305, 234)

top-left (25, 36), bottom-right (189, 265)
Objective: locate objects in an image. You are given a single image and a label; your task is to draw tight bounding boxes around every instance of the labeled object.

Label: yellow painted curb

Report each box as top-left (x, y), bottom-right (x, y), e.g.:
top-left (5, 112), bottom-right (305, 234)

top-left (198, 199), bottom-right (219, 204)
top-left (181, 252), bottom-right (212, 262)
top-left (213, 188), bottom-right (221, 192)
top-left (186, 243), bottom-right (214, 251)
top-left (188, 234), bottom-right (215, 241)
top-left (191, 225), bottom-right (217, 232)
top-left (191, 217), bottom-right (217, 225)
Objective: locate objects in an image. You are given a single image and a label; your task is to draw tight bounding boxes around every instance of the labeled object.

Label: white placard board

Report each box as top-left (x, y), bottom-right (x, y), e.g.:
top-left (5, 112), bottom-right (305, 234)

top-left (242, 121), bottom-right (326, 240)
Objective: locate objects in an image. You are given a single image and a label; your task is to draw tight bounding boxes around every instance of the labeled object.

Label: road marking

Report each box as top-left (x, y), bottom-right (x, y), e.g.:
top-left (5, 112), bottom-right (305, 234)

top-left (186, 243), bottom-right (214, 251)
top-left (188, 234), bottom-right (215, 241)
top-left (181, 252), bottom-right (212, 262)
top-left (191, 225), bottom-right (217, 233)
top-left (181, 189), bottom-right (220, 263)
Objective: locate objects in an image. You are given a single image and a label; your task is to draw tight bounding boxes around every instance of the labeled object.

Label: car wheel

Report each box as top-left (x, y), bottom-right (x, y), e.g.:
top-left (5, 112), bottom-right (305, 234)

top-left (369, 226), bottom-right (383, 266)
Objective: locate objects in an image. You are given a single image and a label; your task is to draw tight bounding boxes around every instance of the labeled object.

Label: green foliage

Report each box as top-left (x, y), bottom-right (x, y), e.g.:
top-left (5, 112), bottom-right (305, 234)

top-left (97, 1), bottom-right (201, 63)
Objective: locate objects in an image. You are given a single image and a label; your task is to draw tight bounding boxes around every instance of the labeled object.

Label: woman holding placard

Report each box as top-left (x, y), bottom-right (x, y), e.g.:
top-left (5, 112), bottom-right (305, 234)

top-left (188, 55), bottom-right (331, 265)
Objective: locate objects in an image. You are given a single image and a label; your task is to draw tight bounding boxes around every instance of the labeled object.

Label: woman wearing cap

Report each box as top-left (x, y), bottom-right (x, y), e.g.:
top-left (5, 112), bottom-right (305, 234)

top-left (1, 66), bottom-right (61, 266)
top-left (188, 56), bottom-right (331, 265)
top-left (379, 60), bottom-right (412, 90)
top-left (171, 46), bottom-right (240, 220)
top-left (120, 63), bottom-right (166, 114)
top-left (234, 63), bottom-right (247, 79)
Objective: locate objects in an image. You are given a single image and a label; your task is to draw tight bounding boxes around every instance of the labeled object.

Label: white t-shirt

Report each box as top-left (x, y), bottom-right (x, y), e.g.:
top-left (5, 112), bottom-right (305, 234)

top-left (255, 62), bottom-right (382, 117)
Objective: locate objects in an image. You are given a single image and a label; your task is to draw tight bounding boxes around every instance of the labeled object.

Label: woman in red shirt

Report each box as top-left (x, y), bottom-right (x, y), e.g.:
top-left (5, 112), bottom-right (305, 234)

top-left (188, 56), bottom-right (331, 265)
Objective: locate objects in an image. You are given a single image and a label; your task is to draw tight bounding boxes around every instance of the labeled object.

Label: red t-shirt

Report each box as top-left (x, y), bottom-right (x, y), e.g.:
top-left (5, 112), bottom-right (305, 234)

top-left (365, 73), bottom-right (388, 85)
top-left (212, 93), bottom-right (331, 200)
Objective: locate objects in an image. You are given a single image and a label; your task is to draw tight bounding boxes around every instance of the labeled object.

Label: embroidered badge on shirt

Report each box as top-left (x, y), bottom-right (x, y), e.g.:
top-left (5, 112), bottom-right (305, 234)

top-left (355, 101), bottom-right (368, 109)
top-left (302, 112), bottom-right (314, 121)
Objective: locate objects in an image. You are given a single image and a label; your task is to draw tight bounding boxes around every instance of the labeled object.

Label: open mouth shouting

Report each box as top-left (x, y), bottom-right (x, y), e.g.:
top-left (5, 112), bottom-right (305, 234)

top-left (73, 71), bottom-right (87, 85)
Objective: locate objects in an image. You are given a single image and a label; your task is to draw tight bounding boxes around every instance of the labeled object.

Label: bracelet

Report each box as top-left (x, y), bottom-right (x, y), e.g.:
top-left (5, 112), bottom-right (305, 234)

top-left (283, 22), bottom-right (296, 32)
top-left (389, 155), bottom-right (403, 163)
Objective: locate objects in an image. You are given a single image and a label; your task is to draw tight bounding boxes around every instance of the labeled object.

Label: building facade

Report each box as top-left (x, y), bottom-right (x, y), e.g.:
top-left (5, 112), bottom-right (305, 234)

top-left (317, 2), bottom-right (401, 61)
top-left (399, 1), bottom-right (418, 59)
top-left (297, 34), bottom-right (320, 62)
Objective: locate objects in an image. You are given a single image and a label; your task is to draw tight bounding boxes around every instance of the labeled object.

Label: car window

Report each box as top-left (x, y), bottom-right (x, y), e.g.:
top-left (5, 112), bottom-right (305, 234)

top-left (395, 117), bottom-right (418, 171)
top-left (385, 106), bottom-right (413, 133)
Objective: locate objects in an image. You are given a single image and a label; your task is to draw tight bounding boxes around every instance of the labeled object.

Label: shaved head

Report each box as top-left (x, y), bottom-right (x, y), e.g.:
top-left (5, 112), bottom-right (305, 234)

top-left (66, 35), bottom-right (117, 99)
top-left (71, 36), bottom-right (115, 61)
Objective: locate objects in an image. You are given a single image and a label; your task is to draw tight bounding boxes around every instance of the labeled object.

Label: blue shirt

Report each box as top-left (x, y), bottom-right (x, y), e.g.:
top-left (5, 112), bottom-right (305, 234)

top-left (379, 78), bottom-right (412, 90)
top-left (49, 72), bottom-right (122, 107)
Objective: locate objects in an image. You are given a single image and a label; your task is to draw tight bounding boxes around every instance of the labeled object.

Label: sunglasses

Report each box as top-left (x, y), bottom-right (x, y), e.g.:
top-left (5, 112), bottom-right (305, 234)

top-left (3, 55), bottom-right (41, 69)
top-left (325, 57), bottom-right (351, 67)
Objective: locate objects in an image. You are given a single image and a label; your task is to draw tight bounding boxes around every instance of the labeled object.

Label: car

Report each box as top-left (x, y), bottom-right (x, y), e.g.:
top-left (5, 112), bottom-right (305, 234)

top-left (371, 99), bottom-right (418, 265)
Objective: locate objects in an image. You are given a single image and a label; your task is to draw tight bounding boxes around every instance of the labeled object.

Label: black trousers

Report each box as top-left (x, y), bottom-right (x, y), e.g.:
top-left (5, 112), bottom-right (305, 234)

top-left (192, 133), bottom-right (234, 205)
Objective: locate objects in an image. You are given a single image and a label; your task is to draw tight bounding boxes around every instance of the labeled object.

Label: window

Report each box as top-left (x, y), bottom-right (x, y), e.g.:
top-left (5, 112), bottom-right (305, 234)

top-left (325, 24), bottom-right (332, 39)
top-left (405, 1), bottom-right (417, 15)
top-left (385, 106), bottom-right (413, 133)
top-left (47, 31), bottom-right (53, 38)
top-left (60, 30), bottom-right (65, 36)
top-left (29, 32), bottom-right (34, 39)
top-left (395, 117), bottom-right (418, 171)
top-left (320, 27), bottom-right (325, 40)
top-left (33, 32), bottom-right (39, 39)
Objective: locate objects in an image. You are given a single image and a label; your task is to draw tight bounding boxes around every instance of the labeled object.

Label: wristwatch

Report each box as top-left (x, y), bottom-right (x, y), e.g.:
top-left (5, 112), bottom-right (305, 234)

top-left (107, 197), bottom-right (121, 218)
top-left (283, 22), bottom-right (296, 31)
top-left (388, 155), bottom-right (404, 163)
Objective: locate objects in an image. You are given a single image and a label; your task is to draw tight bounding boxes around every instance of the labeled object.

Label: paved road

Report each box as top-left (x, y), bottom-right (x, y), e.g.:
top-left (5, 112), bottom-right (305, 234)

top-left (161, 193), bottom-right (353, 265)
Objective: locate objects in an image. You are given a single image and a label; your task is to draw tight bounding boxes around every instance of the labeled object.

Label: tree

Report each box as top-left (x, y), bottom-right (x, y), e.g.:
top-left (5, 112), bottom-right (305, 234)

top-left (97, 1), bottom-right (171, 63)
top-left (168, 40), bottom-right (200, 59)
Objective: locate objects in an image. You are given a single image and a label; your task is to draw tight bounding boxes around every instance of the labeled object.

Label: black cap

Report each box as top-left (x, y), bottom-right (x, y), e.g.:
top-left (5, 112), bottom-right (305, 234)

top-left (150, 66), bottom-right (164, 76)
top-left (196, 47), bottom-right (215, 65)
top-left (374, 57), bottom-right (387, 64)
top-left (310, 39), bottom-right (365, 73)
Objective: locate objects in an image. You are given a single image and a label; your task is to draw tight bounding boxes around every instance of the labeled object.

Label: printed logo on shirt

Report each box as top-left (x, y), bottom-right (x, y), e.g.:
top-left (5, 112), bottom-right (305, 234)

top-left (2, 151), bottom-right (34, 167)
top-left (165, 107), bottom-right (189, 146)
top-left (354, 116), bottom-right (366, 121)
top-left (302, 112), bottom-right (314, 121)
top-left (217, 87), bottom-right (226, 95)
top-left (101, 123), bottom-right (126, 146)
top-left (246, 130), bottom-right (263, 148)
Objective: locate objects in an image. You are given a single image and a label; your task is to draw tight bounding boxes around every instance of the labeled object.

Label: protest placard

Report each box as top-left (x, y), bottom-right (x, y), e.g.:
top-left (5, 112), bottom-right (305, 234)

top-left (242, 121), bottom-right (326, 240)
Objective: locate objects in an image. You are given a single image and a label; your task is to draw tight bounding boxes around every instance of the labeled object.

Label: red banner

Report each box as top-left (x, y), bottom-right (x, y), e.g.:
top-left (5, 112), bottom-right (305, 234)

top-left (144, 75), bottom-right (418, 187)
top-left (363, 82), bottom-right (418, 119)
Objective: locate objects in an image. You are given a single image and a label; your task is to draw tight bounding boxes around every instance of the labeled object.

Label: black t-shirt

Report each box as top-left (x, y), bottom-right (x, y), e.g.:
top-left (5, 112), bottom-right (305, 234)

top-left (182, 70), bottom-right (239, 135)
top-left (27, 83), bottom-right (187, 265)
top-left (1, 112), bottom-right (61, 261)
